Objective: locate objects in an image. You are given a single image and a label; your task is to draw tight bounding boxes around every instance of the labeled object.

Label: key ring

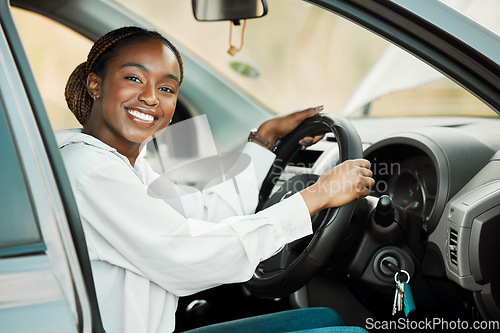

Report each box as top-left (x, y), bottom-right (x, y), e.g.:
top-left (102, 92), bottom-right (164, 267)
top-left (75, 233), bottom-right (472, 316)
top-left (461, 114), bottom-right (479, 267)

top-left (394, 269), bottom-right (410, 284)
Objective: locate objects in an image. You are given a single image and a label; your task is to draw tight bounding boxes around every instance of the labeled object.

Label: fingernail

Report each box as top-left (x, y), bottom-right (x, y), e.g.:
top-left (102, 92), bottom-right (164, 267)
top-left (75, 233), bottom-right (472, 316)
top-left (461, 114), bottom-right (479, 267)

top-left (313, 105), bottom-right (324, 111)
top-left (299, 139), bottom-right (313, 146)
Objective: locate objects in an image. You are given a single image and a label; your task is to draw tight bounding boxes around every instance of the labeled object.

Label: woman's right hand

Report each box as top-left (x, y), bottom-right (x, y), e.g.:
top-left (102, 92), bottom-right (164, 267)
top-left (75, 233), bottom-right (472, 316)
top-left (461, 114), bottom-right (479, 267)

top-left (300, 159), bottom-right (375, 216)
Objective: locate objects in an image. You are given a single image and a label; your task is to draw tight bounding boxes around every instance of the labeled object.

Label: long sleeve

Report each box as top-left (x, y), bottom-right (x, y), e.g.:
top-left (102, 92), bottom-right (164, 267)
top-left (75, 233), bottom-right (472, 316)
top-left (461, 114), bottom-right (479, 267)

top-left (63, 143), bottom-right (312, 297)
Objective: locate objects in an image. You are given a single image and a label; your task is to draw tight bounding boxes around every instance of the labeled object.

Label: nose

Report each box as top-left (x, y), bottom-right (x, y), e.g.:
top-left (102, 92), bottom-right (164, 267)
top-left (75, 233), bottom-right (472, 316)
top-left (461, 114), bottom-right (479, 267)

top-left (139, 83), bottom-right (159, 106)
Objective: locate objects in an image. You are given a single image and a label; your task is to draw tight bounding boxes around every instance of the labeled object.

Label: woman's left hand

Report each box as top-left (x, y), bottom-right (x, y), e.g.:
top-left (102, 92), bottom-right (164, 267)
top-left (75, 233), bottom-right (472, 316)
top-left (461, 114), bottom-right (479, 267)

top-left (254, 105), bottom-right (324, 150)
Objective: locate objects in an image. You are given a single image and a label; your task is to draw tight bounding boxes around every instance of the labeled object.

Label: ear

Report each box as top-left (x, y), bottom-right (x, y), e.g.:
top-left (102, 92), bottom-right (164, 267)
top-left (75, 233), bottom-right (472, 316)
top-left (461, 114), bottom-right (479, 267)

top-left (86, 73), bottom-right (102, 100)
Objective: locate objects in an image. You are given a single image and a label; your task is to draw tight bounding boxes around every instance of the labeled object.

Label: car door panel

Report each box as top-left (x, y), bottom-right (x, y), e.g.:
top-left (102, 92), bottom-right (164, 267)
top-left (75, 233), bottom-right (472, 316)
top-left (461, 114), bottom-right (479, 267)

top-left (0, 6), bottom-right (93, 332)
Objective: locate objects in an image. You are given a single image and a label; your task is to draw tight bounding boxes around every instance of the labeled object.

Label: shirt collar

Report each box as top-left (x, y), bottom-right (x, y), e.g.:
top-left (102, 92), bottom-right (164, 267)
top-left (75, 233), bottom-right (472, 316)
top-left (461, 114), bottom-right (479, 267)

top-left (55, 128), bottom-right (117, 152)
top-left (55, 128), bottom-right (153, 173)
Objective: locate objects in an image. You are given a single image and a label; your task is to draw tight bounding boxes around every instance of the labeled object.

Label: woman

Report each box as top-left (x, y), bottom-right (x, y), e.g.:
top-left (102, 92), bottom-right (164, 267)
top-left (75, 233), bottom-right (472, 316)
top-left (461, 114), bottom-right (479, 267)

top-left (58, 26), bottom-right (373, 332)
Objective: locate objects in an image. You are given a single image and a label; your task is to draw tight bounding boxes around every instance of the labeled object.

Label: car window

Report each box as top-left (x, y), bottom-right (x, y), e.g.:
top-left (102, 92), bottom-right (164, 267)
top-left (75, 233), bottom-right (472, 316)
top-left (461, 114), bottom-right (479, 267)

top-left (12, 8), bottom-right (91, 130)
top-left (0, 103), bottom-right (44, 257)
top-left (347, 77), bottom-right (497, 118)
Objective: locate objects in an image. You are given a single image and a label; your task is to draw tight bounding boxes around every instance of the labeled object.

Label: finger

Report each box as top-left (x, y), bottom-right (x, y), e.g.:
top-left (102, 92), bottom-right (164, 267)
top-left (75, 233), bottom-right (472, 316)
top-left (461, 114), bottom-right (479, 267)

top-left (298, 135), bottom-right (325, 149)
top-left (363, 176), bottom-right (376, 189)
top-left (359, 185), bottom-right (371, 198)
top-left (301, 105), bottom-right (324, 112)
top-left (352, 158), bottom-right (371, 169)
top-left (356, 178), bottom-right (374, 197)
top-left (359, 167), bottom-right (373, 178)
top-left (294, 105), bottom-right (324, 120)
top-left (298, 136), bottom-right (315, 146)
top-left (312, 135), bottom-right (324, 143)
top-left (299, 138), bottom-right (314, 148)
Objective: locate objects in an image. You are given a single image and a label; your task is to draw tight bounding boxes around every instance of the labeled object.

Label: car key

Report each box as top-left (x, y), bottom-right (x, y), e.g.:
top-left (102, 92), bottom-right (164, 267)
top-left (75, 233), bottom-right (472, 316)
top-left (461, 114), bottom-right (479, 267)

top-left (398, 280), bottom-right (404, 312)
top-left (392, 282), bottom-right (399, 315)
top-left (393, 269), bottom-right (410, 315)
top-left (393, 272), bottom-right (404, 315)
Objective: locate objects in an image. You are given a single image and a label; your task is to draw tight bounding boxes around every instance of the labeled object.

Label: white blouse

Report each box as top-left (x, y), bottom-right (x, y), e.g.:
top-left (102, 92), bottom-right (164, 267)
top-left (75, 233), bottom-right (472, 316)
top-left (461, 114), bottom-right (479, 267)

top-left (56, 129), bottom-right (313, 333)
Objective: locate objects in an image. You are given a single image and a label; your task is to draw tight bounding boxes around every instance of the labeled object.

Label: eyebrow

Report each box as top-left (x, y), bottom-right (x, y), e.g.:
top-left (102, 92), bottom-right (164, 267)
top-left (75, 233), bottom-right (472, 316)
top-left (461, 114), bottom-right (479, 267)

top-left (120, 62), bottom-right (180, 84)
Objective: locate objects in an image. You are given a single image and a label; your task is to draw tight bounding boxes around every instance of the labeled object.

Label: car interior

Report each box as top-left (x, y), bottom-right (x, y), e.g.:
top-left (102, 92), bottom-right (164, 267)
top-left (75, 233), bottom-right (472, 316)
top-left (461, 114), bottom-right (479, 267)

top-left (1, 0), bottom-right (499, 332)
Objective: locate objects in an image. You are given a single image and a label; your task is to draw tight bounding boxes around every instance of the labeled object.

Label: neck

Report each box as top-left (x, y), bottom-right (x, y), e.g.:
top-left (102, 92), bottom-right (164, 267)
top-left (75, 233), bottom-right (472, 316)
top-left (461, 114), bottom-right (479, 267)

top-left (82, 126), bottom-right (143, 167)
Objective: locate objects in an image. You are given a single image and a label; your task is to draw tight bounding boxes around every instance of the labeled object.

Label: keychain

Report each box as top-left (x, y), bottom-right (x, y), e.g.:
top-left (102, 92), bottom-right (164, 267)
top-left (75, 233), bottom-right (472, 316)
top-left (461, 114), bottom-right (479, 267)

top-left (392, 269), bottom-right (416, 317)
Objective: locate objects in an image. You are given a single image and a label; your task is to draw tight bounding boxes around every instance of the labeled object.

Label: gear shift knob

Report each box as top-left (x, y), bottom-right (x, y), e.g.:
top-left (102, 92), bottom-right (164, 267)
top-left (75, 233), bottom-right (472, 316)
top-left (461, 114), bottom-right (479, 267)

top-left (375, 195), bottom-right (395, 227)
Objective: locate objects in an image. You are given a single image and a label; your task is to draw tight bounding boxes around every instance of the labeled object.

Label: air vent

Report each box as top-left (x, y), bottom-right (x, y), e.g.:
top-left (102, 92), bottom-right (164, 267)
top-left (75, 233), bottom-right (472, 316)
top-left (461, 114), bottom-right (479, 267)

top-left (449, 228), bottom-right (458, 266)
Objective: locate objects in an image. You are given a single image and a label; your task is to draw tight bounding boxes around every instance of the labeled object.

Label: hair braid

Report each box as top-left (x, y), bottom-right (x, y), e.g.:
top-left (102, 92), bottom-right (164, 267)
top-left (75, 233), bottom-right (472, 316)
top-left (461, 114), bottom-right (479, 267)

top-left (65, 62), bottom-right (93, 125)
top-left (65, 26), bottom-right (184, 126)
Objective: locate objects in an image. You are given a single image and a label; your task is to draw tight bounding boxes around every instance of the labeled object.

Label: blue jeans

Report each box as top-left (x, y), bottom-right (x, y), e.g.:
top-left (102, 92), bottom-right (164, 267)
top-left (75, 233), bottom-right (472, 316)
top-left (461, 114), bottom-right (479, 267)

top-left (183, 307), bottom-right (368, 332)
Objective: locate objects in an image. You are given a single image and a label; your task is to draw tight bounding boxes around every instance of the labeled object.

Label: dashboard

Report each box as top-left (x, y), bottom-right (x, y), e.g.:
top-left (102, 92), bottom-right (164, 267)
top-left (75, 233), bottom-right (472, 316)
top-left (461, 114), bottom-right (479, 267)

top-left (370, 152), bottom-right (436, 224)
top-left (281, 117), bottom-right (500, 322)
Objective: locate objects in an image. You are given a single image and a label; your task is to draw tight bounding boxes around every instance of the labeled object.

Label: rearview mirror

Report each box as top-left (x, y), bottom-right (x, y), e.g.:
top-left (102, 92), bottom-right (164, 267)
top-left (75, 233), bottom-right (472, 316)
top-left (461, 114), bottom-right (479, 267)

top-left (192, 0), bottom-right (268, 22)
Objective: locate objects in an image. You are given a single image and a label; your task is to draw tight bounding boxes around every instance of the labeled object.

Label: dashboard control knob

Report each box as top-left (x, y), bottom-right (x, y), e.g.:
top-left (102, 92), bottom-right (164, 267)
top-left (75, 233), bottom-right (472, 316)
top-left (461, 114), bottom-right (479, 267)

top-left (375, 195), bottom-right (395, 227)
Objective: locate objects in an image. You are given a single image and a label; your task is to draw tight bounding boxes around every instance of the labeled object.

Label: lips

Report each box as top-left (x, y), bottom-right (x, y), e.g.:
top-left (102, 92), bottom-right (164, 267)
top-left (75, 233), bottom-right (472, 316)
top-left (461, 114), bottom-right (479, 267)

top-left (126, 108), bottom-right (157, 127)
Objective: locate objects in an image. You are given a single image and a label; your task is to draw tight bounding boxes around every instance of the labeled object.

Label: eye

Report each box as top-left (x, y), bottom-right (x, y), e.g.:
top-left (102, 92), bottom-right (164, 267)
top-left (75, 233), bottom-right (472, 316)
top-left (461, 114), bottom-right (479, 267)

top-left (159, 86), bottom-right (175, 94)
top-left (125, 75), bottom-right (142, 83)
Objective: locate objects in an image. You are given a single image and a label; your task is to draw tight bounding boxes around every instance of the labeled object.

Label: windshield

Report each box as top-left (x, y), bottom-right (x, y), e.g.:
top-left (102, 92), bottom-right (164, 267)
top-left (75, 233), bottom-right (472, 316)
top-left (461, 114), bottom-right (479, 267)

top-left (115, 0), bottom-right (497, 118)
top-left (116, 0), bottom-right (387, 116)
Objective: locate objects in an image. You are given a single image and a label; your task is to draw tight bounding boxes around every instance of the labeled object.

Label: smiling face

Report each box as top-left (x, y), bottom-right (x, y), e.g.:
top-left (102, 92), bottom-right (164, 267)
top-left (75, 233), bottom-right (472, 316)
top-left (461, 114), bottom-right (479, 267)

top-left (84, 38), bottom-right (181, 163)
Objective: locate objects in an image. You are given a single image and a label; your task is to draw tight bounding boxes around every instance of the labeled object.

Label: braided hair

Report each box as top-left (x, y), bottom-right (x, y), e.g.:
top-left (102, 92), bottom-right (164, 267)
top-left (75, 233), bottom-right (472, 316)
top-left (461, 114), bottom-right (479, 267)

top-left (65, 26), bottom-right (184, 125)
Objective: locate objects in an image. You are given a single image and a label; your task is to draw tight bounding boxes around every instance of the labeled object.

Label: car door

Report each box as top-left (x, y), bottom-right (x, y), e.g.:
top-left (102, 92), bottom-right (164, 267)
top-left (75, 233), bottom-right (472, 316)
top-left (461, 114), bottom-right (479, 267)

top-left (0, 2), bottom-right (103, 332)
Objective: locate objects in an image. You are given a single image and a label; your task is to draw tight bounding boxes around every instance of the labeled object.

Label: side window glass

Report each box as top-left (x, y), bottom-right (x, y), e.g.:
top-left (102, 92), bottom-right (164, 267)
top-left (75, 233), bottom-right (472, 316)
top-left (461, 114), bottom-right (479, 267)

top-left (12, 8), bottom-right (92, 130)
top-left (0, 104), bottom-right (44, 256)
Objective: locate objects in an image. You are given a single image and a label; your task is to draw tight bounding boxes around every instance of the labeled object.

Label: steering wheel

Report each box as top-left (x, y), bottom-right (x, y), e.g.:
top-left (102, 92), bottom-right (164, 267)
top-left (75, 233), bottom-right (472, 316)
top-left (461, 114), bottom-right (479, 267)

top-left (244, 113), bottom-right (363, 298)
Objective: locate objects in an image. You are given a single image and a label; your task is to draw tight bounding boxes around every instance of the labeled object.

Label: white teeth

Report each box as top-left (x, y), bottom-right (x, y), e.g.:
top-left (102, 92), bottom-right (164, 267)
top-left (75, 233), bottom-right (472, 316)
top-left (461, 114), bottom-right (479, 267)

top-left (128, 109), bottom-right (154, 122)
